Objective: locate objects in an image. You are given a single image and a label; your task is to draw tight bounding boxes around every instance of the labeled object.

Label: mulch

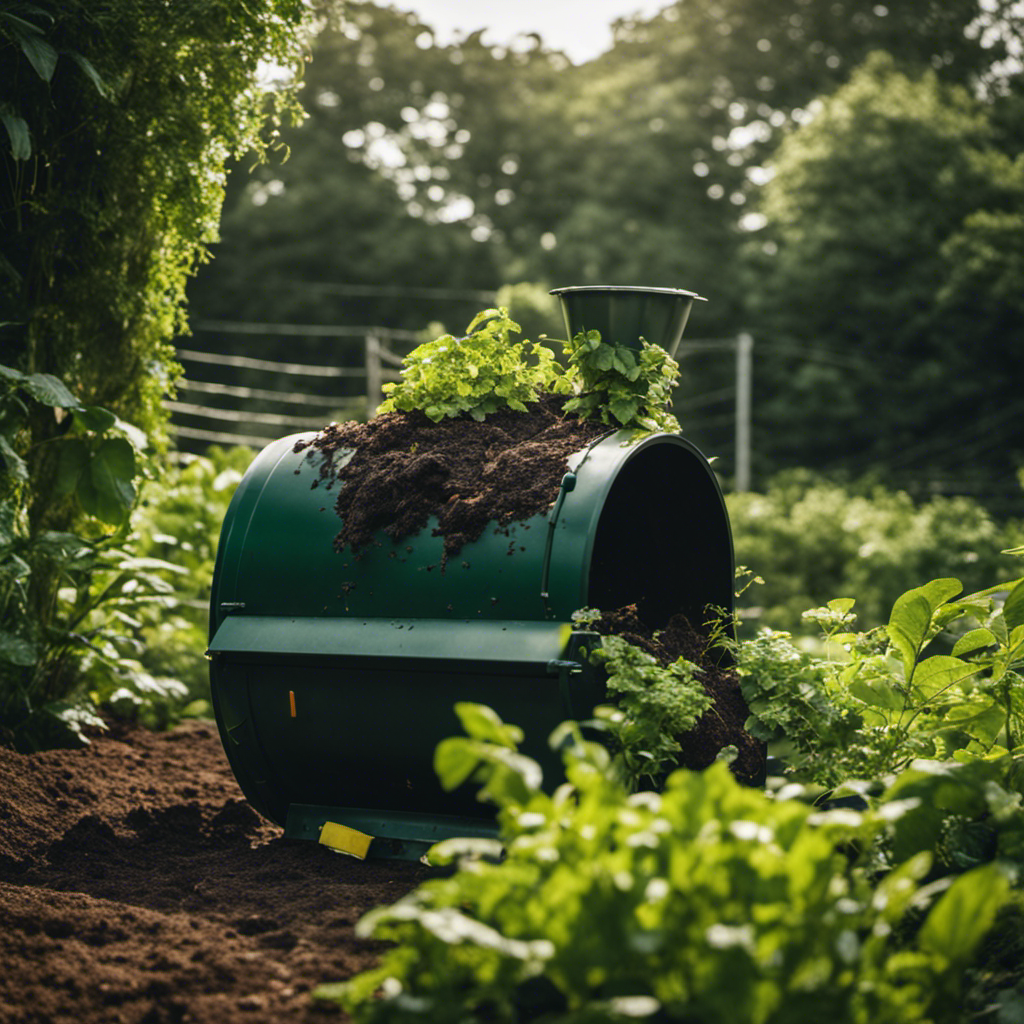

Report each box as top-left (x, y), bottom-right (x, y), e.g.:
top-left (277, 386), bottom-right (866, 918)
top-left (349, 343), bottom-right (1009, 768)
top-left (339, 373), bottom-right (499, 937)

top-left (292, 395), bottom-right (608, 562)
top-left (0, 720), bottom-right (427, 1024)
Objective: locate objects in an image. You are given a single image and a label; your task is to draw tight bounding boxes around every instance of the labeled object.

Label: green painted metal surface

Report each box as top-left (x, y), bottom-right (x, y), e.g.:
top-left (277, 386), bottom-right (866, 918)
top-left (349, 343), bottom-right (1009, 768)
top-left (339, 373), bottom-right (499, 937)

top-left (207, 278), bottom-right (737, 856)
top-left (209, 430), bottom-right (732, 636)
top-left (550, 285), bottom-right (706, 358)
top-left (285, 804), bottom-right (499, 862)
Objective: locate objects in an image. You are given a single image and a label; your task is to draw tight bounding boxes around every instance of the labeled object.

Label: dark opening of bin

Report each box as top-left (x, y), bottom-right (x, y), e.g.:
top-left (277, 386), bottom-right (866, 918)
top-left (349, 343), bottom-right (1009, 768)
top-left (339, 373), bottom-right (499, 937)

top-left (588, 443), bottom-right (733, 628)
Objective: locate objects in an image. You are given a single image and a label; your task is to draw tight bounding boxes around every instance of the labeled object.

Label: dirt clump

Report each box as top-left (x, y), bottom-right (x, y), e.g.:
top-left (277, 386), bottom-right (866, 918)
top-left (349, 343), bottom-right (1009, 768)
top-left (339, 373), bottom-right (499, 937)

top-left (293, 395), bottom-right (608, 562)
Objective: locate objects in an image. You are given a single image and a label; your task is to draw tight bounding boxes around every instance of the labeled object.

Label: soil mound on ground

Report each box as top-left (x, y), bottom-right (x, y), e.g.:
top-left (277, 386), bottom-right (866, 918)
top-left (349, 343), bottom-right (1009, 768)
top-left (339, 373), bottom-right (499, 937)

top-left (0, 721), bottom-right (426, 1024)
top-left (293, 395), bottom-right (608, 561)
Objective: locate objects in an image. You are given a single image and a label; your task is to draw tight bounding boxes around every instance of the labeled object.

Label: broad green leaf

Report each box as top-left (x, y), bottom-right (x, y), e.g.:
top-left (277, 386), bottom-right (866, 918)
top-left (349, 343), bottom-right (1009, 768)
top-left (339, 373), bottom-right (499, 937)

top-left (869, 850), bottom-right (932, 920)
top-left (1003, 579), bottom-right (1024, 633)
top-left (952, 628), bottom-right (998, 657)
top-left (919, 864), bottom-right (1010, 966)
top-left (612, 350), bottom-right (636, 375)
top-left (454, 701), bottom-right (523, 747)
top-left (477, 747), bottom-right (542, 803)
top-left (17, 32), bottom-right (58, 82)
top-left (66, 52), bottom-right (108, 97)
top-left (0, 631), bottom-right (37, 666)
top-left (55, 438), bottom-right (88, 495)
top-left (848, 676), bottom-right (903, 711)
top-left (73, 405), bottom-right (116, 433)
top-left (434, 737), bottom-right (480, 791)
top-left (0, 433), bottom-right (28, 482)
top-left (23, 372), bottom-right (80, 409)
top-left (887, 578), bottom-right (963, 677)
top-left (426, 836), bottom-right (505, 866)
top-left (43, 699), bottom-right (107, 745)
top-left (943, 700), bottom-right (1006, 747)
top-left (609, 397), bottom-right (640, 425)
top-left (78, 437), bottom-right (136, 523)
top-left (0, 110), bottom-right (31, 161)
top-left (911, 655), bottom-right (981, 700)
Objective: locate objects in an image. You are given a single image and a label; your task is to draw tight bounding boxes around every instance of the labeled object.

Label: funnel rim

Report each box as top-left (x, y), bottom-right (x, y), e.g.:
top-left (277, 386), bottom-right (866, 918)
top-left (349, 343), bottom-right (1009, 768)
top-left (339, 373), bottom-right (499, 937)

top-left (550, 284), bottom-right (707, 302)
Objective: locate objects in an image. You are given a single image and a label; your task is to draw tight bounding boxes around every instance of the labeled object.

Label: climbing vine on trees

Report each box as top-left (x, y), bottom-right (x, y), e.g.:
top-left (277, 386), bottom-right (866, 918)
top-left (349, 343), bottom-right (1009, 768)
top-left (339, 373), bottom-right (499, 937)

top-left (0, 0), bottom-right (311, 747)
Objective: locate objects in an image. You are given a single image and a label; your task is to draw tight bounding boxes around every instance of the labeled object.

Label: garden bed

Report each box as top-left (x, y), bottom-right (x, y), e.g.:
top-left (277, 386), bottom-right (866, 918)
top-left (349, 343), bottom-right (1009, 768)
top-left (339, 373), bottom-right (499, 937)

top-left (0, 720), bottom-right (426, 1024)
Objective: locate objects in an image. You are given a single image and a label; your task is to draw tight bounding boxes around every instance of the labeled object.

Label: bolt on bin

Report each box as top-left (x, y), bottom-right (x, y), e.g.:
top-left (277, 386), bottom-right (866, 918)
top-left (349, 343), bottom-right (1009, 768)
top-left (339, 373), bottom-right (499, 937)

top-left (207, 284), bottom-right (737, 860)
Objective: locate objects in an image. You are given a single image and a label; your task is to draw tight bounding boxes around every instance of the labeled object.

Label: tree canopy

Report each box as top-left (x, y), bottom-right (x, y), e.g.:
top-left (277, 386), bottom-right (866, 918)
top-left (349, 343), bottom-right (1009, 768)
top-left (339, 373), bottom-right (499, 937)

top-left (752, 53), bottom-right (1024, 493)
top-left (187, 0), bottom-right (1024, 495)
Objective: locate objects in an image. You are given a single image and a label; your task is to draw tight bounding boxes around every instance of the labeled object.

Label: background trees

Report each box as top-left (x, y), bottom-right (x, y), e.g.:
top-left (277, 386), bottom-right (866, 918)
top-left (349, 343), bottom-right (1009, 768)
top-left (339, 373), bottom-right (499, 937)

top-left (750, 53), bottom-right (1024, 494)
top-left (190, 0), bottom-right (1024, 498)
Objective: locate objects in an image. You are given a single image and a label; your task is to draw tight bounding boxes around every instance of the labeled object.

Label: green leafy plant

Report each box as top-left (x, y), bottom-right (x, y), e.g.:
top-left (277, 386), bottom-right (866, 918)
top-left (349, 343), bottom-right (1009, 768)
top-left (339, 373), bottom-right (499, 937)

top-left (587, 633), bottom-right (712, 789)
top-left (377, 306), bottom-right (685, 433)
top-left (130, 445), bottom-right (254, 710)
top-left (0, 364), bottom-right (189, 748)
top-left (726, 470), bottom-right (1024, 636)
top-left (729, 568), bottom-right (1024, 791)
top-left (1, 0), bottom-right (311, 749)
top-left (558, 328), bottom-right (681, 432)
top-left (0, 362), bottom-right (142, 525)
top-left (319, 703), bottom-right (1012, 1024)
top-left (378, 307), bottom-right (559, 422)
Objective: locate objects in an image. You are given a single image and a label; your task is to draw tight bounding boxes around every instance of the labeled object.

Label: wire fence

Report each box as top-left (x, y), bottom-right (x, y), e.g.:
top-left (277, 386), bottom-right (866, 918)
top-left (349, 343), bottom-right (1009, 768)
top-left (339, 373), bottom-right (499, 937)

top-left (167, 320), bottom-right (1020, 512)
top-left (169, 324), bottom-right (755, 485)
top-left (169, 324), bottom-right (415, 450)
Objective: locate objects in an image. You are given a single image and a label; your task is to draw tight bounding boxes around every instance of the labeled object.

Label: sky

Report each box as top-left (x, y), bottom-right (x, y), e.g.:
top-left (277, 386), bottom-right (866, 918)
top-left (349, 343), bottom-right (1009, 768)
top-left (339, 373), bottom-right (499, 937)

top-left (392, 0), bottom-right (668, 64)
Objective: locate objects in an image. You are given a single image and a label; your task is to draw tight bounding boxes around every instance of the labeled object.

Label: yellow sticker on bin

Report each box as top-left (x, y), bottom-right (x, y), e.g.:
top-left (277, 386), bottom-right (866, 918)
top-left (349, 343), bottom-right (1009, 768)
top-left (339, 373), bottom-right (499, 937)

top-left (318, 821), bottom-right (373, 860)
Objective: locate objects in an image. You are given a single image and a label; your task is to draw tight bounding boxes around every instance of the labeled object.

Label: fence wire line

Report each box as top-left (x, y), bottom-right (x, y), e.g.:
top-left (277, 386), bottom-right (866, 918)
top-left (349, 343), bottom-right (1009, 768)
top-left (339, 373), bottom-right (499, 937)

top-left (179, 379), bottom-right (359, 406)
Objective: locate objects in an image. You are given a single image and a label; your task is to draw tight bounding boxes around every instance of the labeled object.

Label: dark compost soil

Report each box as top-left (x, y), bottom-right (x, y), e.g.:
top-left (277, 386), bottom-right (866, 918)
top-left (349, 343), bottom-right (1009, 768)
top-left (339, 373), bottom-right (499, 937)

top-left (293, 395), bottom-right (608, 563)
top-left (0, 720), bottom-right (427, 1024)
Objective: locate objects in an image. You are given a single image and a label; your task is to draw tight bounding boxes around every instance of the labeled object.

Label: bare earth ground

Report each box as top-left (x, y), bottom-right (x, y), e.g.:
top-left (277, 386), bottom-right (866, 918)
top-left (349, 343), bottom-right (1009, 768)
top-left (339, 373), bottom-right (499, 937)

top-left (0, 720), bottom-right (428, 1024)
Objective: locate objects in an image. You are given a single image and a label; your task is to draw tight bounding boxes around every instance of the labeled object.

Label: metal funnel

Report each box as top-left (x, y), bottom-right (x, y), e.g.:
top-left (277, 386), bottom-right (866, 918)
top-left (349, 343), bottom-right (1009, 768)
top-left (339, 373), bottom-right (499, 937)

top-left (550, 285), bottom-right (706, 357)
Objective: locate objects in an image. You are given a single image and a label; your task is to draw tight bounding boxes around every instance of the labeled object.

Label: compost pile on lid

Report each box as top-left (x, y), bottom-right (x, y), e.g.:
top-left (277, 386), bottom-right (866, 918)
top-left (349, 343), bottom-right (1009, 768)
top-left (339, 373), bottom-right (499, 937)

top-left (293, 394), bottom-right (608, 562)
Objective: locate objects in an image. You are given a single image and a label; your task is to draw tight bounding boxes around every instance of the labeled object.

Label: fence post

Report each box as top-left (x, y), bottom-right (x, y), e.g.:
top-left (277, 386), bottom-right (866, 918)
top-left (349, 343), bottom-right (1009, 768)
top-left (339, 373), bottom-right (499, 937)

top-left (735, 333), bottom-right (753, 492)
top-left (365, 333), bottom-right (382, 419)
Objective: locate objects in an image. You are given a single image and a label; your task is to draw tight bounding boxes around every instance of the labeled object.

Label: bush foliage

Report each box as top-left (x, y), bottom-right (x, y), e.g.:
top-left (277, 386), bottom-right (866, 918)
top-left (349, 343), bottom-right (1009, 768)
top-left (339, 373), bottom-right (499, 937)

top-left (318, 553), bottom-right (1024, 1023)
top-left (728, 470), bottom-right (1024, 634)
top-left (0, 0), bottom-right (309, 747)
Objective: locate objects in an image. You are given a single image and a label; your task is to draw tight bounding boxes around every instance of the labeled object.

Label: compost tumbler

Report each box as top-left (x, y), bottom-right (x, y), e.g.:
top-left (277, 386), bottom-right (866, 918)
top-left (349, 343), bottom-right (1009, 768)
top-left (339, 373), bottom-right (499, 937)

top-left (208, 285), bottom-right (736, 859)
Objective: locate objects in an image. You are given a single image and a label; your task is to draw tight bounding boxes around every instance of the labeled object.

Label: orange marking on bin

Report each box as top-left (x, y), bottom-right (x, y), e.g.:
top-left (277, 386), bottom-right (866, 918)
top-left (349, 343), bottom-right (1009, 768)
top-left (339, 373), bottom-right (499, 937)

top-left (289, 690), bottom-right (296, 717)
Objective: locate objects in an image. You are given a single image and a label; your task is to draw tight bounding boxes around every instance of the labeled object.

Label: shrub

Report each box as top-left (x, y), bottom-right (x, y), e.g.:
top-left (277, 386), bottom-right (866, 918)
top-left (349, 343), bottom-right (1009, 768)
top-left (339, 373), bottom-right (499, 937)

top-left (319, 702), bottom-right (1015, 1024)
top-left (727, 470), bottom-right (1024, 634)
top-left (379, 304), bottom-right (683, 433)
top-left (378, 308), bottom-right (559, 422)
top-left (558, 328), bottom-right (681, 432)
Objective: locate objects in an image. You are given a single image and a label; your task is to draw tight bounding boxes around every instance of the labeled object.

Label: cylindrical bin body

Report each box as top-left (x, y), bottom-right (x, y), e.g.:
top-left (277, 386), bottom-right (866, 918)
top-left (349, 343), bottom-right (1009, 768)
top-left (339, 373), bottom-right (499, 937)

top-left (209, 429), bottom-right (734, 856)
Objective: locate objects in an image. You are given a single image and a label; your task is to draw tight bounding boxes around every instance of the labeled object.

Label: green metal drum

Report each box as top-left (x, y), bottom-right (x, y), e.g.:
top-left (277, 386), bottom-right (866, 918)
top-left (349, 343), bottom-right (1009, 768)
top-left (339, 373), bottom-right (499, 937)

top-left (208, 429), bottom-right (733, 857)
top-left (208, 284), bottom-right (734, 858)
